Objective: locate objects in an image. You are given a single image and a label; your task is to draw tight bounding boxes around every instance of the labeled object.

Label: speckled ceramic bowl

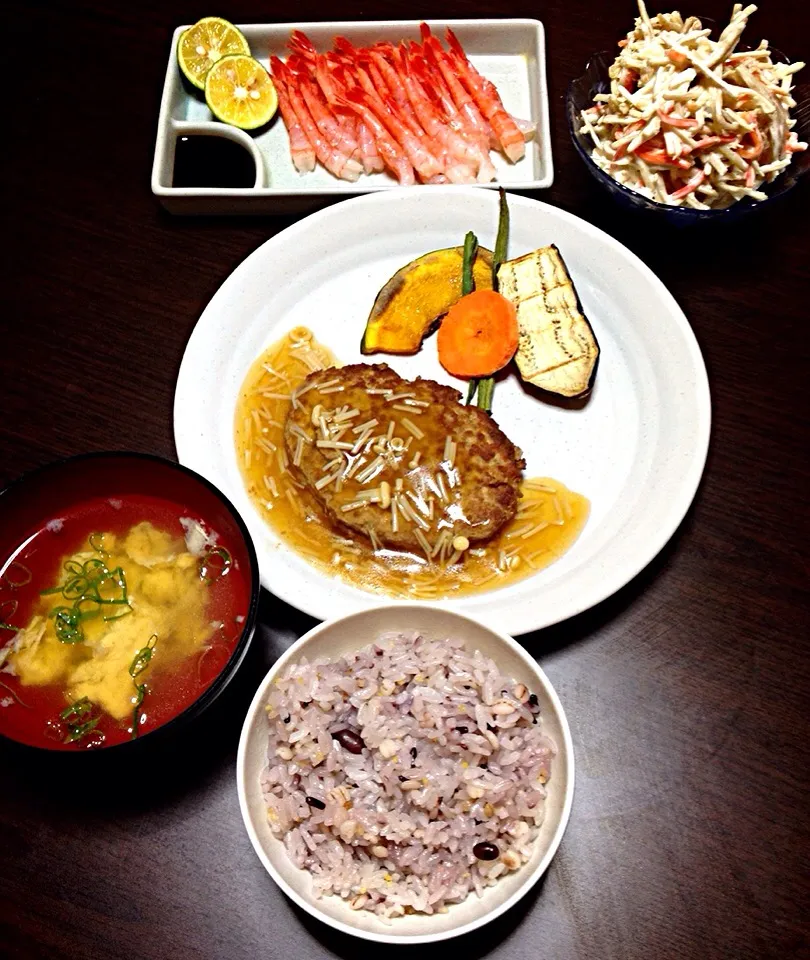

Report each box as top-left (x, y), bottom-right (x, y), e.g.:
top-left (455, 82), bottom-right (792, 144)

top-left (237, 604), bottom-right (574, 943)
top-left (175, 187), bottom-right (711, 635)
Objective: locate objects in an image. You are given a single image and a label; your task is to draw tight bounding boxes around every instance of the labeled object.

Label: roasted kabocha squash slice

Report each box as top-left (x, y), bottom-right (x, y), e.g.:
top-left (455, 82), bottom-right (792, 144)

top-left (361, 246), bottom-right (494, 355)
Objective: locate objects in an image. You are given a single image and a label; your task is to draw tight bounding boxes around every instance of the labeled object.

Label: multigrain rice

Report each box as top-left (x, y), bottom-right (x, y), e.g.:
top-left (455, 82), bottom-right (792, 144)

top-left (261, 632), bottom-right (554, 917)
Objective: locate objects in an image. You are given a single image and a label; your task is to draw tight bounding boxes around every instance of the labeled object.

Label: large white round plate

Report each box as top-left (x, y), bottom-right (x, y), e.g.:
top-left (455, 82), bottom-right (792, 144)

top-left (174, 188), bottom-right (710, 636)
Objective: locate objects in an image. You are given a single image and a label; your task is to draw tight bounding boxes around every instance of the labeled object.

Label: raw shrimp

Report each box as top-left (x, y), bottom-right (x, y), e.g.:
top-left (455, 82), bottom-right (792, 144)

top-left (406, 51), bottom-right (497, 182)
top-left (445, 28), bottom-right (527, 162)
top-left (350, 57), bottom-right (425, 141)
top-left (371, 91), bottom-right (447, 181)
top-left (337, 88), bottom-right (416, 184)
top-left (393, 45), bottom-right (496, 182)
top-left (408, 50), bottom-right (480, 141)
top-left (310, 56), bottom-right (378, 173)
top-left (271, 26), bottom-right (532, 183)
top-left (362, 55), bottom-right (423, 141)
top-left (367, 47), bottom-right (424, 135)
top-left (343, 66), bottom-right (443, 181)
top-left (287, 30), bottom-right (318, 65)
top-left (269, 58), bottom-right (316, 173)
top-left (314, 54), bottom-right (362, 156)
top-left (292, 62), bottom-right (361, 160)
top-left (356, 119), bottom-right (385, 174)
top-left (361, 50), bottom-right (477, 182)
top-left (512, 116), bottom-right (537, 139)
top-left (334, 56), bottom-right (436, 177)
top-left (420, 25), bottom-right (494, 148)
top-left (313, 53), bottom-right (349, 108)
top-left (271, 58), bottom-right (363, 182)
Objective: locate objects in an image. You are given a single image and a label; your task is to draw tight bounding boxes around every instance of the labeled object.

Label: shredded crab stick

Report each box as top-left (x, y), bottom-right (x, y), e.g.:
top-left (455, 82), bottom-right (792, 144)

top-left (270, 25), bottom-right (536, 183)
top-left (579, 2), bottom-right (807, 209)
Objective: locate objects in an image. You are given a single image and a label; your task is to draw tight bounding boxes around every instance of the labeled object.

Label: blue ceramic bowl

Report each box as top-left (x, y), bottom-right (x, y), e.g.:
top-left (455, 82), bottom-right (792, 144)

top-left (566, 50), bottom-right (810, 226)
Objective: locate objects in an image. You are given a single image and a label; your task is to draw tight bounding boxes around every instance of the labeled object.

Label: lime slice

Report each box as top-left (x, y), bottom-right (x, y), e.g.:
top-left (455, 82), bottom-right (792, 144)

top-left (178, 17), bottom-right (250, 90)
top-left (205, 54), bottom-right (278, 130)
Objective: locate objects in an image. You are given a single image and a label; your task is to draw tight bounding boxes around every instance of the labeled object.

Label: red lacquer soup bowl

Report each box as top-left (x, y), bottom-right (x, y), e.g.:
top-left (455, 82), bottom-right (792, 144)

top-left (0, 453), bottom-right (260, 752)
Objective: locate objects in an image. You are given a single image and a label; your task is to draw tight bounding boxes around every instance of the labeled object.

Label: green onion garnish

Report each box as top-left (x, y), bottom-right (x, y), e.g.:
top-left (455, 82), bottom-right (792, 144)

top-left (89, 532), bottom-right (108, 556)
top-left (0, 600), bottom-right (18, 633)
top-left (60, 697), bottom-right (95, 722)
top-left (2, 562), bottom-right (32, 588)
top-left (64, 716), bottom-right (101, 744)
top-left (129, 634), bottom-right (157, 739)
top-left (199, 547), bottom-right (232, 584)
top-left (51, 606), bottom-right (90, 644)
top-left (130, 634), bottom-right (157, 680)
top-left (42, 547), bottom-right (132, 644)
top-left (58, 697), bottom-right (103, 744)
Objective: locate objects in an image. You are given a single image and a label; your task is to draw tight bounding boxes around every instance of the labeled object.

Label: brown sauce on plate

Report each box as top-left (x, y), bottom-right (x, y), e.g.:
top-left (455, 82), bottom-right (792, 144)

top-left (234, 327), bottom-right (589, 599)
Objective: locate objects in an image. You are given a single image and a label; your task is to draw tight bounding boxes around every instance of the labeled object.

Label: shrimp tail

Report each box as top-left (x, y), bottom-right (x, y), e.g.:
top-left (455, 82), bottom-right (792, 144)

top-left (444, 27), bottom-right (466, 59)
top-left (288, 30), bottom-right (318, 64)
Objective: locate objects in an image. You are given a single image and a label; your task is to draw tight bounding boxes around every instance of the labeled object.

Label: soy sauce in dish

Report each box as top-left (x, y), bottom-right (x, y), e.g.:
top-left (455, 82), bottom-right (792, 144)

top-left (172, 136), bottom-right (255, 188)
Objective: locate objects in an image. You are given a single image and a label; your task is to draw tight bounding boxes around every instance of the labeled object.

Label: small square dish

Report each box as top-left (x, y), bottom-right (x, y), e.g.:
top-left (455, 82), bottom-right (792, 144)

top-left (151, 19), bottom-right (553, 215)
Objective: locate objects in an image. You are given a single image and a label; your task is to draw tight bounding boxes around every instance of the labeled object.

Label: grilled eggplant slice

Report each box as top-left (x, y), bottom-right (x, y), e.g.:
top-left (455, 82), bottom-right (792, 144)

top-left (497, 245), bottom-right (599, 398)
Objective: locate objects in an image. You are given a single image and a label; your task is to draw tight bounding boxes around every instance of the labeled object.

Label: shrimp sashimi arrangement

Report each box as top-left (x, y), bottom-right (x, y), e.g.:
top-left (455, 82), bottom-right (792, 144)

top-left (270, 25), bottom-right (536, 184)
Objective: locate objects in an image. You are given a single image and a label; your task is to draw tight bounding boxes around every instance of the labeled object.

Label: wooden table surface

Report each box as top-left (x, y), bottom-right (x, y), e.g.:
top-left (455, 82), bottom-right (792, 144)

top-left (3, 2), bottom-right (809, 958)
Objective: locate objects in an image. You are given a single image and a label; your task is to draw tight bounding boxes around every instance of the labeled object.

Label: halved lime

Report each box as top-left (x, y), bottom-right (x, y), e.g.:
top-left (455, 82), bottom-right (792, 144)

top-left (177, 17), bottom-right (250, 90)
top-left (204, 54), bottom-right (278, 130)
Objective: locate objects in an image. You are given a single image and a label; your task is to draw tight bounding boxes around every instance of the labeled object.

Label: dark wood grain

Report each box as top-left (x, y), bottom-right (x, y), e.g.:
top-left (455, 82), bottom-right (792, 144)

top-left (2, 2), bottom-right (809, 958)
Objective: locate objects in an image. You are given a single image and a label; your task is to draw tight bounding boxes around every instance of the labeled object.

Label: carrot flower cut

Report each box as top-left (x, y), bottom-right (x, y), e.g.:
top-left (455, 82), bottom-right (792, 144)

top-left (437, 289), bottom-right (518, 378)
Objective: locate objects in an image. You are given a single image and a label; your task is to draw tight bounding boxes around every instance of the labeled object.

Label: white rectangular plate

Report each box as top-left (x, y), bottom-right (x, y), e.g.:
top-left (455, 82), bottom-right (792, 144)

top-left (152, 19), bottom-right (553, 215)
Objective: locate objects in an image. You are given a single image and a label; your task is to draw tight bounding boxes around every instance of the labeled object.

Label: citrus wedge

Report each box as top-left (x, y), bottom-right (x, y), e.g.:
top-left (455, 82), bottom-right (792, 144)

top-left (177, 17), bottom-right (250, 90)
top-left (205, 54), bottom-right (278, 129)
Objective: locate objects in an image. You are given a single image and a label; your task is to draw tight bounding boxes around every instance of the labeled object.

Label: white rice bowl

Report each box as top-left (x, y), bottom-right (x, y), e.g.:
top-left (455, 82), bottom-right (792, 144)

top-left (237, 605), bottom-right (574, 943)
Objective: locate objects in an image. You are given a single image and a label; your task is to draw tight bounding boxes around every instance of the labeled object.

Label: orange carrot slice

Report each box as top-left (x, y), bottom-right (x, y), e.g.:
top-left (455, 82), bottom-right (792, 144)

top-left (437, 289), bottom-right (518, 378)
